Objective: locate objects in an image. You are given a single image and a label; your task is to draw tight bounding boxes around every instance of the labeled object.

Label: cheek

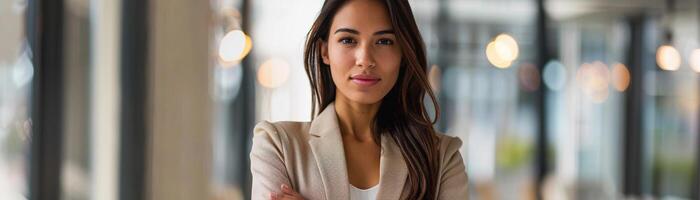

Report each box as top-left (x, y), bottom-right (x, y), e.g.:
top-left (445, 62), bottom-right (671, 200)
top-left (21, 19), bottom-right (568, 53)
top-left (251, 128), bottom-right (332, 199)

top-left (376, 49), bottom-right (402, 81)
top-left (328, 48), bottom-right (350, 82)
top-left (328, 43), bottom-right (354, 65)
top-left (327, 45), bottom-right (356, 84)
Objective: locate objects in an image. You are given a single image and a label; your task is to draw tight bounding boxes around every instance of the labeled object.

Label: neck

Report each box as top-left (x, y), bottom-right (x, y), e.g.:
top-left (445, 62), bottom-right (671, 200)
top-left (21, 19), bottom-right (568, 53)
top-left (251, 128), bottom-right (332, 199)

top-left (334, 95), bottom-right (381, 142)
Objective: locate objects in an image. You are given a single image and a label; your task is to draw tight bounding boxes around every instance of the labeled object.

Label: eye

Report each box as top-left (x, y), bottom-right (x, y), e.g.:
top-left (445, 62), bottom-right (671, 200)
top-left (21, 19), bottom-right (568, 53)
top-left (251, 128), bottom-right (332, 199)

top-left (376, 39), bottom-right (394, 45)
top-left (339, 37), bottom-right (356, 45)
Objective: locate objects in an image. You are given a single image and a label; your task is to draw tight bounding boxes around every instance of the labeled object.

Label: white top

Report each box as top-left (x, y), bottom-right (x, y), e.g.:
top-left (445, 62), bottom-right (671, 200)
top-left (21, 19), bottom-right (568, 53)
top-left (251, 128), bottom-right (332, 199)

top-left (350, 184), bottom-right (379, 200)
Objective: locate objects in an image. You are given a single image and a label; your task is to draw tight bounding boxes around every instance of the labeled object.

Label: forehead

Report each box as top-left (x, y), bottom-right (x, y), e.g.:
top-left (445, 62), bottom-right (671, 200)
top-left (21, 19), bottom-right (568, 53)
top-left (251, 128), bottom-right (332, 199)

top-left (330, 0), bottom-right (393, 33)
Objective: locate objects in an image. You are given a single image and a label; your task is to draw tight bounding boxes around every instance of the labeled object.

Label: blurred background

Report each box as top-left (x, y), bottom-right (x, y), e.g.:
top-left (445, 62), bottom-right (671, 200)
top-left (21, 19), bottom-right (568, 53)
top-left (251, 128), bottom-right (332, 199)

top-left (1, 0), bottom-right (699, 199)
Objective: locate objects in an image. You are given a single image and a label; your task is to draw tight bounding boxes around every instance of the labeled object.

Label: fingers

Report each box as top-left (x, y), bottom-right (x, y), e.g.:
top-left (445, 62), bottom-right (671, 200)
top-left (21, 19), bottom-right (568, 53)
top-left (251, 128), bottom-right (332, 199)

top-left (270, 193), bottom-right (291, 200)
top-left (281, 184), bottom-right (299, 196)
top-left (269, 184), bottom-right (304, 200)
top-left (269, 193), bottom-right (301, 200)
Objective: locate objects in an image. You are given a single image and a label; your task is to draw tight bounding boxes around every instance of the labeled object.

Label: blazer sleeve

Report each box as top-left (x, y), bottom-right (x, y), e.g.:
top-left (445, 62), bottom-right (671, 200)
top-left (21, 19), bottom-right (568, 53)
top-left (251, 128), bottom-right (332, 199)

top-left (250, 121), bottom-right (292, 200)
top-left (437, 136), bottom-right (469, 200)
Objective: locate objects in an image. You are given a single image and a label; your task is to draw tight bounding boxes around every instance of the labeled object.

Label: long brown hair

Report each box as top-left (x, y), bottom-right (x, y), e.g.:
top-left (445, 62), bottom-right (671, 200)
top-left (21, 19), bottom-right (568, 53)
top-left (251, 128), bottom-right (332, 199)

top-left (303, 0), bottom-right (441, 198)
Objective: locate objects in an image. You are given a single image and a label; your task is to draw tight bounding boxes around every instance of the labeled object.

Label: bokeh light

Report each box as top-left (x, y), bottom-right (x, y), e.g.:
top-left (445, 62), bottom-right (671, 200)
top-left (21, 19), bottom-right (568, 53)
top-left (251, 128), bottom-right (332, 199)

top-left (577, 61), bottom-right (610, 103)
top-left (257, 58), bottom-right (290, 89)
top-left (486, 33), bottom-right (519, 69)
top-left (688, 49), bottom-right (700, 73)
top-left (486, 42), bottom-right (511, 68)
top-left (219, 30), bottom-right (253, 64)
top-left (517, 63), bottom-right (540, 92)
top-left (494, 34), bottom-right (519, 61)
top-left (656, 45), bottom-right (681, 71)
top-left (610, 63), bottom-right (630, 92)
top-left (542, 60), bottom-right (567, 91)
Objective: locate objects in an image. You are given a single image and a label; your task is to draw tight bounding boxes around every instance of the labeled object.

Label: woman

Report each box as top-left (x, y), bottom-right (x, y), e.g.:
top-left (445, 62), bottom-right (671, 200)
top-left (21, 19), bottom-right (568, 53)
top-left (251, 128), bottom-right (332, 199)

top-left (250, 0), bottom-right (468, 199)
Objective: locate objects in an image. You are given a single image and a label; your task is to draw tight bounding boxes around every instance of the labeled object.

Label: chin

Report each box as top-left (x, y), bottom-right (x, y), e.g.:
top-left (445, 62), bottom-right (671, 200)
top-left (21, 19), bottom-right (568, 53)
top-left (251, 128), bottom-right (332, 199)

top-left (346, 92), bottom-right (385, 105)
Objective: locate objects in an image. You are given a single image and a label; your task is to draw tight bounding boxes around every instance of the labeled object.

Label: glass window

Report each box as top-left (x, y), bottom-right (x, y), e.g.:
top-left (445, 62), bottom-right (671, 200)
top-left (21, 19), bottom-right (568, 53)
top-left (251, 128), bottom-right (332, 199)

top-left (412, 0), bottom-right (539, 199)
top-left (0, 0), bottom-right (33, 199)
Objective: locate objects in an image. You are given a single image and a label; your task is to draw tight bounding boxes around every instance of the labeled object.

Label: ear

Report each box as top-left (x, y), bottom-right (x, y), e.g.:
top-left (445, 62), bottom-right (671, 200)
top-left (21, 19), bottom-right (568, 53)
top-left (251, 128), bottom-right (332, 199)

top-left (321, 40), bottom-right (330, 65)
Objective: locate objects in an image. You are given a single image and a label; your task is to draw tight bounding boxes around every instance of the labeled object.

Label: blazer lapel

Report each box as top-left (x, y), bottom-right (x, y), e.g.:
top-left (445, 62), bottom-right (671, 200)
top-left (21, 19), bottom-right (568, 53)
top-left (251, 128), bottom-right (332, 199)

top-left (376, 133), bottom-right (408, 199)
top-left (308, 102), bottom-right (408, 199)
top-left (308, 103), bottom-right (350, 200)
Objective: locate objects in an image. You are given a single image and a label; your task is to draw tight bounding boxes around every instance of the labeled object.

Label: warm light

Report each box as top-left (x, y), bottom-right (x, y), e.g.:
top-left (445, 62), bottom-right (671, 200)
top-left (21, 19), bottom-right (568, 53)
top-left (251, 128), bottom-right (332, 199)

top-left (656, 45), bottom-right (681, 71)
top-left (577, 61), bottom-right (610, 103)
top-left (219, 30), bottom-right (253, 63)
top-left (689, 49), bottom-right (700, 73)
top-left (611, 63), bottom-right (630, 92)
top-left (486, 33), bottom-right (519, 69)
top-left (486, 42), bottom-right (512, 68)
top-left (428, 64), bottom-right (441, 93)
top-left (257, 58), bottom-right (290, 88)
top-left (494, 34), bottom-right (519, 61)
top-left (243, 35), bottom-right (252, 58)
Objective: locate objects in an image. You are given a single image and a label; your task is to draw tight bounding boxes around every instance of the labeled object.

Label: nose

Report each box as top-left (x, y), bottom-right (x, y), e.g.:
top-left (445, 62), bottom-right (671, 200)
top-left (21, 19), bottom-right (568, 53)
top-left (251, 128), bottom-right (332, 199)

top-left (355, 43), bottom-right (376, 69)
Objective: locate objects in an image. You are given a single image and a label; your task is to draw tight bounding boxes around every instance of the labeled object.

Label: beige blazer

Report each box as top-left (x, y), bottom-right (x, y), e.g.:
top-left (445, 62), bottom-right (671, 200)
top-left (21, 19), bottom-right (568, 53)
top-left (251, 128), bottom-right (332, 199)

top-left (250, 103), bottom-right (468, 200)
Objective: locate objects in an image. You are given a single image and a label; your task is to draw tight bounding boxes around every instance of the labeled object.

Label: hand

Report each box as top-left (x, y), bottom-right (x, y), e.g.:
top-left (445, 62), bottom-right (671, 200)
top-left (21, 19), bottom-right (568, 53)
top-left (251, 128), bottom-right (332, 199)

top-left (270, 184), bottom-right (305, 200)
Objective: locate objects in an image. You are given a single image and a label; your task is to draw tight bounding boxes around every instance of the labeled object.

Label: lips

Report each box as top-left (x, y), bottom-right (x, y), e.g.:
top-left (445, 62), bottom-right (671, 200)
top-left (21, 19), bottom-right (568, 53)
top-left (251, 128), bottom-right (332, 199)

top-left (350, 74), bottom-right (381, 86)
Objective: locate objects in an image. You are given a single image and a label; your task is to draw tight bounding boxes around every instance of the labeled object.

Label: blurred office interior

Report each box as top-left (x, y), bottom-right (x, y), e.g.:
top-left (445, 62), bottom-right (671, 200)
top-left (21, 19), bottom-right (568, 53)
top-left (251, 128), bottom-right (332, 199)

top-left (1, 0), bottom-right (699, 199)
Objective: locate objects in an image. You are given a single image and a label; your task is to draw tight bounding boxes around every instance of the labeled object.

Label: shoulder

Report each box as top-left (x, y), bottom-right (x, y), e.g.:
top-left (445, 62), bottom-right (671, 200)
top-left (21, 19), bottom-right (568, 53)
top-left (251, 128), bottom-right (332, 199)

top-left (433, 132), bottom-right (469, 198)
top-left (435, 132), bottom-right (463, 156)
top-left (252, 120), bottom-right (312, 147)
top-left (434, 132), bottom-right (465, 171)
top-left (254, 120), bottom-right (311, 136)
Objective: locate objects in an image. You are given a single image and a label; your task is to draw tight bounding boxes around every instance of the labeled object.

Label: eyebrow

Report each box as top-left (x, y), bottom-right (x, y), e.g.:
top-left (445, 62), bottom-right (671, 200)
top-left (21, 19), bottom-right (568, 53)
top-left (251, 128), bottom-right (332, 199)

top-left (334, 28), bottom-right (395, 35)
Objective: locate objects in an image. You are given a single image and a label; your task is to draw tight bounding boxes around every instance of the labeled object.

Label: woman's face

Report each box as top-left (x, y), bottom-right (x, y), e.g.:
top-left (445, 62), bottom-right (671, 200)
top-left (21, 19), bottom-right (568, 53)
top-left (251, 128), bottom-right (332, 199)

top-left (322, 0), bottom-right (402, 105)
